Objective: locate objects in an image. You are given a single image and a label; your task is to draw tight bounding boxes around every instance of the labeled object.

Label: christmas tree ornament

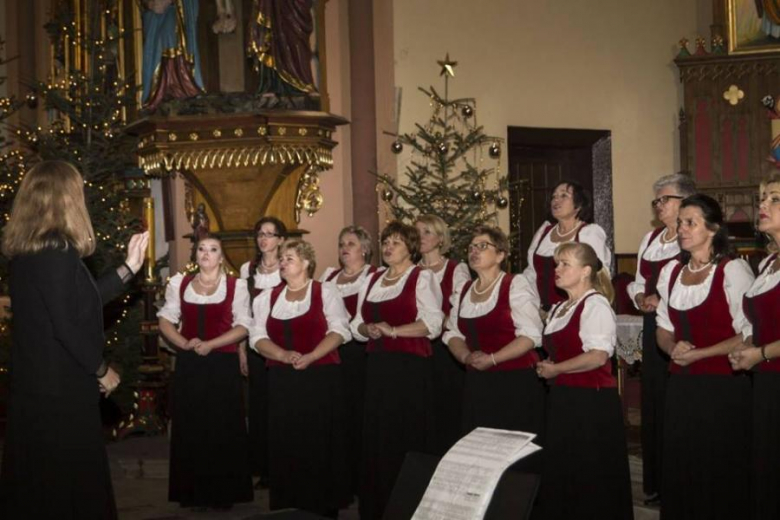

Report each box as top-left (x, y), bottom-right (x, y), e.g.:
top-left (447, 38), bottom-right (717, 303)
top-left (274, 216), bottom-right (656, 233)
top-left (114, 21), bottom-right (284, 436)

top-left (471, 190), bottom-right (482, 201)
top-left (489, 142), bottom-right (501, 158)
top-left (496, 196), bottom-right (509, 209)
top-left (381, 188), bottom-right (394, 202)
top-left (391, 140), bottom-right (403, 154)
top-left (437, 141), bottom-right (448, 155)
top-left (25, 93), bottom-right (38, 109)
top-left (461, 105), bottom-right (474, 118)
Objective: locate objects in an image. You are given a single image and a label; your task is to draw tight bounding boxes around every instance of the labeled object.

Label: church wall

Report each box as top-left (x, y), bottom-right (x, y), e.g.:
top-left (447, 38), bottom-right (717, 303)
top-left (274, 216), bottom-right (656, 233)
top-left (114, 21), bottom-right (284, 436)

top-left (391, 0), bottom-right (711, 254)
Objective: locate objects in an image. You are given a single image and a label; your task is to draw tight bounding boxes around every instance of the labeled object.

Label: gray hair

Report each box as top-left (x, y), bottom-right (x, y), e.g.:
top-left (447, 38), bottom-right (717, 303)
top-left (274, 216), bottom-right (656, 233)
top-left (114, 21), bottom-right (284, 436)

top-left (339, 225), bottom-right (373, 264)
top-left (653, 173), bottom-right (697, 197)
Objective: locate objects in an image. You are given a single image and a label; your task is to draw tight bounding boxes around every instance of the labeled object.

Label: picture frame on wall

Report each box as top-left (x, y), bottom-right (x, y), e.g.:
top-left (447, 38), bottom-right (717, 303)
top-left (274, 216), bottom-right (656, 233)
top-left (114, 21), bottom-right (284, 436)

top-left (728, 0), bottom-right (780, 54)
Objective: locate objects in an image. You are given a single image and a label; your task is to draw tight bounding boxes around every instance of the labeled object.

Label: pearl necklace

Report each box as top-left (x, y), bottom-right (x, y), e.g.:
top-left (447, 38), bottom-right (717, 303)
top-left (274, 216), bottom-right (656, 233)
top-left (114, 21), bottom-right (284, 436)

top-left (383, 266), bottom-right (410, 282)
top-left (196, 272), bottom-right (221, 287)
top-left (287, 279), bottom-right (311, 292)
top-left (553, 221), bottom-right (582, 240)
top-left (339, 266), bottom-right (364, 279)
top-left (472, 273), bottom-right (502, 296)
top-left (420, 257), bottom-right (445, 269)
top-left (259, 257), bottom-right (279, 273)
top-left (686, 260), bottom-right (712, 273)
top-left (661, 228), bottom-right (678, 244)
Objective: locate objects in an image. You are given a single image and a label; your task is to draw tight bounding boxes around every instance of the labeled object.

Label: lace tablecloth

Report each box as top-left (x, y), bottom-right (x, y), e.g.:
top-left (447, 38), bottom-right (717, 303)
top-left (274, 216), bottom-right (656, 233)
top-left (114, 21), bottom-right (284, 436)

top-left (616, 314), bottom-right (643, 364)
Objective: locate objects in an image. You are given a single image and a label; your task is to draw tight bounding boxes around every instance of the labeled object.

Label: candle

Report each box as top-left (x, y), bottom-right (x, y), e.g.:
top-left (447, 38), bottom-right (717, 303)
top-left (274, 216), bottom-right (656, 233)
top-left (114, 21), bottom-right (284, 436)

top-left (143, 196), bottom-right (156, 282)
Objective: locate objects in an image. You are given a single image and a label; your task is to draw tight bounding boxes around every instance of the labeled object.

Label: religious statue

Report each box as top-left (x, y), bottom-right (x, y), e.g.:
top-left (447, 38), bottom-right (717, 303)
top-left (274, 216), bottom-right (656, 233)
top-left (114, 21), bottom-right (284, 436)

top-left (190, 203), bottom-right (211, 242)
top-left (141, 0), bottom-right (205, 111)
top-left (213, 0), bottom-right (237, 34)
top-left (247, 0), bottom-right (320, 108)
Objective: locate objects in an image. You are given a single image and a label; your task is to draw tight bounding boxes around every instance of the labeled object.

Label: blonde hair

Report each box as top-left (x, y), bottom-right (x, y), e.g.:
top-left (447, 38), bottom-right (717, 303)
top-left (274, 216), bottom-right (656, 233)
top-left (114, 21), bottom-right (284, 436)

top-left (2, 160), bottom-right (96, 258)
top-left (554, 242), bottom-right (614, 304)
top-left (339, 225), bottom-right (373, 264)
top-left (760, 172), bottom-right (780, 254)
top-left (281, 239), bottom-right (317, 278)
top-left (415, 214), bottom-right (452, 254)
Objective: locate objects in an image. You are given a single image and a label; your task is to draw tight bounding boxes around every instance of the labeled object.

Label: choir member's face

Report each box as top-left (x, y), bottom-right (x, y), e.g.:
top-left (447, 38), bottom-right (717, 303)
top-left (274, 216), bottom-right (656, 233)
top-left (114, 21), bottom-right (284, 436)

top-left (677, 206), bottom-right (716, 254)
top-left (339, 232), bottom-right (365, 267)
top-left (382, 234), bottom-right (410, 266)
top-left (550, 184), bottom-right (578, 221)
top-left (415, 222), bottom-right (441, 255)
top-left (758, 182), bottom-right (780, 236)
top-left (257, 223), bottom-right (283, 255)
top-left (554, 251), bottom-right (589, 290)
top-left (196, 239), bottom-right (223, 271)
top-left (468, 234), bottom-right (504, 271)
top-left (279, 248), bottom-right (308, 281)
top-left (653, 185), bottom-right (683, 227)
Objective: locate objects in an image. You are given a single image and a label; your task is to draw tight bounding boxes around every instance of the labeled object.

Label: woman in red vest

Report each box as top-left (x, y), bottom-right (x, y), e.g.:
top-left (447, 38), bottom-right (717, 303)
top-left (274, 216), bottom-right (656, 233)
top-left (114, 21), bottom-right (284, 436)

top-left (251, 239), bottom-right (352, 517)
top-left (415, 215), bottom-right (471, 455)
top-left (319, 225), bottom-right (376, 498)
top-left (158, 235), bottom-right (254, 509)
top-left (239, 216), bottom-right (287, 488)
top-left (655, 194), bottom-right (754, 520)
top-left (729, 172), bottom-right (780, 519)
top-left (523, 180), bottom-right (612, 312)
top-left (626, 173), bottom-right (696, 506)
top-left (351, 221), bottom-right (444, 520)
top-left (535, 242), bottom-right (633, 520)
top-left (444, 226), bottom-right (544, 457)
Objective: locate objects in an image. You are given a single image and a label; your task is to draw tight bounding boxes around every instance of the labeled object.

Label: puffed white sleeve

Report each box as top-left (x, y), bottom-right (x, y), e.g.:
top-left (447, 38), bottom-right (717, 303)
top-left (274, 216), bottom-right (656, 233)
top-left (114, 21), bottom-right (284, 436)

top-left (249, 289), bottom-right (273, 351)
top-left (349, 276), bottom-right (372, 342)
top-left (521, 222), bottom-right (549, 293)
top-left (239, 261), bottom-right (250, 280)
top-left (322, 283), bottom-right (352, 343)
top-left (416, 269), bottom-right (444, 338)
top-left (580, 223), bottom-right (613, 274)
top-left (319, 266), bottom-right (337, 283)
top-left (442, 286), bottom-right (466, 345)
top-left (452, 262), bottom-right (471, 297)
top-left (627, 231), bottom-right (652, 309)
top-left (655, 261), bottom-right (677, 333)
top-left (157, 273), bottom-right (184, 324)
top-left (510, 275), bottom-right (544, 346)
top-left (724, 259), bottom-right (755, 339)
top-left (231, 279), bottom-right (253, 330)
top-left (579, 295), bottom-right (617, 356)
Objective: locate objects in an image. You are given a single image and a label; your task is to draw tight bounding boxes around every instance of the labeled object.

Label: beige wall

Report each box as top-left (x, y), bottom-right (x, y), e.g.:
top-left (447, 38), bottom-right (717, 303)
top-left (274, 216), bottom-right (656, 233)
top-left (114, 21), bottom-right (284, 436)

top-left (392, 0), bottom-right (710, 253)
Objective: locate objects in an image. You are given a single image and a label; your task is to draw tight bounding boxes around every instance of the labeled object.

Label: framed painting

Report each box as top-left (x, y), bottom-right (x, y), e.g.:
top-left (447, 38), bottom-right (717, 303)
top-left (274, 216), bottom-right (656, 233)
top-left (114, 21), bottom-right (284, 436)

top-left (728, 0), bottom-right (780, 54)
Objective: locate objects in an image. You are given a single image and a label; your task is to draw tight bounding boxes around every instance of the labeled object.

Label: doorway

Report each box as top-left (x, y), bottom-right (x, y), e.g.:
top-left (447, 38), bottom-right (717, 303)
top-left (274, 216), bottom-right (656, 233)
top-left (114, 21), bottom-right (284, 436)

top-left (507, 126), bottom-right (614, 273)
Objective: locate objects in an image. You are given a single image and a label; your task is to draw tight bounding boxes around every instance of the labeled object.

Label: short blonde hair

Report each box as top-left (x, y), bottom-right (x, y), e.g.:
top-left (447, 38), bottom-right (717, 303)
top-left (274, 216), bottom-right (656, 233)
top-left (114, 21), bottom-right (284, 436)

top-left (760, 172), bottom-right (780, 253)
top-left (415, 214), bottom-right (452, 254)
top-left (2, 160), bottom-right (96, 258)
top-left (339, 225), bottom-right (373, 264)
top-left (554, 242), bottom-right (614, 304)
top-left (281, 239), bottom-right (317, 278)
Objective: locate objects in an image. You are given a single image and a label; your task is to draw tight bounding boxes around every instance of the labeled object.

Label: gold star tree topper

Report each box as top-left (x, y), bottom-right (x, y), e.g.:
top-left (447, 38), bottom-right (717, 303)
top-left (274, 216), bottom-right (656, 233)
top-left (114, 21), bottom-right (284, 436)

top-left (437, 53), bottom-right (458, 77)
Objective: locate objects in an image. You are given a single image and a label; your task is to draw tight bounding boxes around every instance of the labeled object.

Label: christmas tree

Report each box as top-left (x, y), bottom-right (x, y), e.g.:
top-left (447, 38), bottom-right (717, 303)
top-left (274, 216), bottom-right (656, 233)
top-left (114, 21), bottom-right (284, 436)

top-left (378, 54), bottom-right (510, 261)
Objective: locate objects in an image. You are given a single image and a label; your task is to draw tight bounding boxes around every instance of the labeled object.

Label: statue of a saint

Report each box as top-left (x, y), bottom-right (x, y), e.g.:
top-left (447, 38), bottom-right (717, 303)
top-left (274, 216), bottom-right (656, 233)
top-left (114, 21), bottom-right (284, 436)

top-left (141, 0), bottom-right (205, 110)
top-left (247, 0), bottom-right (320, 107)
top-left (190, 203), bottom-right (211, 243)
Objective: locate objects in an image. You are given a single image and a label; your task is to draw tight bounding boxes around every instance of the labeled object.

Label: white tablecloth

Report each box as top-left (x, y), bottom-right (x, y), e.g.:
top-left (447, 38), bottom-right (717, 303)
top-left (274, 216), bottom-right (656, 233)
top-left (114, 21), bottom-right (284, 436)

top-left (616, 314), bottom-right (643, 364)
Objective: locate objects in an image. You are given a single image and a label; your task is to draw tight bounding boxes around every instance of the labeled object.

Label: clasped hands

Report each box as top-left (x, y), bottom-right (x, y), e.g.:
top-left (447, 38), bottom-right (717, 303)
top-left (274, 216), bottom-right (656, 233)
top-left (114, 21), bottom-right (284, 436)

top-left (461, 351), bottom-right (495, 371)
top-left (364, 322), bottom-right (395, 340)
top-left (535, 360), bottom-right (558, 379)
top-left (669, 340), bottom-right (700, 366)
top-left (180, 337), bottom-right (215, 356)
top-left (728, 340), bottom-right (759, 371)
top-left (279, 350), bottom-right (315, 370)
top-left (634, 292), bottom-right (660, 313)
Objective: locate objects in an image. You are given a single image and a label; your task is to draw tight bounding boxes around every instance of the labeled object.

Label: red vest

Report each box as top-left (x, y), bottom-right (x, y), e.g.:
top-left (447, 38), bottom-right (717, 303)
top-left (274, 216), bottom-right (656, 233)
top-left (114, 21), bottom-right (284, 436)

top-left (179, 274), bottom-right (240, 353)
top-left (532, 223), bottom-right (587, 311)
top-left (326, 265), bottom-right (377, 320)
top-left (638, 227), bottom-right (679, 298)
top-left (457, 274), bottom-right (540, 371)
top-left (542, 293), bottom-right (616, 388)
top-left (667, 259), bottom-right (737, 375)
top-left (360, 267), bottom-right (432, 357)
top-left (438, 260), bottom-right (459, 316)
top-left (743, 254), bottom-right (780, 373)
top-left (265, 281), bottom-right (340, 367)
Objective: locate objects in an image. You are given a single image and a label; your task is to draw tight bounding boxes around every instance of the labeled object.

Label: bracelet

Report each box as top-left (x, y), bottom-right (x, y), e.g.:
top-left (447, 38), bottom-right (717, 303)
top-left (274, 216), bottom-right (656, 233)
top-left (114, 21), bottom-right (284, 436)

top-left (391, 327), bottom-right (397, 339)
top-left (761, 346), bottom-right (770, 363)
top-left (490, 353), bottom-right (497, 366)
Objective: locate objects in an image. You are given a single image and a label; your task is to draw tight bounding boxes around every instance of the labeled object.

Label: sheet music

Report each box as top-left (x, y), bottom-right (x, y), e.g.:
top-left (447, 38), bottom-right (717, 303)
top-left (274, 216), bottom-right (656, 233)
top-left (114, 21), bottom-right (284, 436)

top-left (412, 427), bottom-right (541, 520)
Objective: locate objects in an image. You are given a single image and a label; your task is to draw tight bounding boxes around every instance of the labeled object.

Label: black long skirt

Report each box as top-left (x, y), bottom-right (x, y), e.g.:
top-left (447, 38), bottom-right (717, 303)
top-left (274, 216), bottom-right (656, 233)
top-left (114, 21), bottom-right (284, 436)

top-left (461, 368), bottom-right (546, 473)
top-left (339, 340), bottom-right (367, 496)
top-left (430, 337), bottom-right (465, 456)
top-left (0, 391), bottom-right (117, 519)
top-left (169, 350), bottom-right (253, 507)
top-left (534, 385), bottom-right (633, 520)
top-left (751, 372), bottom-right (779, 520)
top-left (660, 373), bottom-right (751, 520)
top-left (247, 348), bottom-right (270, 478)
top-left (267, 364), bottom-right (350, 514)
top-left (359, 351), bottom-right (434, 520)
top-left (640, 311), bottom-right (668, 496)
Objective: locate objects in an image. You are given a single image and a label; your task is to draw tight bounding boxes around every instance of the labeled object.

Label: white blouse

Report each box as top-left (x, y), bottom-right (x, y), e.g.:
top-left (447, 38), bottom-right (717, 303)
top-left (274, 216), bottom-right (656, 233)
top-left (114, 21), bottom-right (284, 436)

top-left (655, 259), bottom-right (754, 338)
top-left (428, 260), bottom-right (471, 295)
top-left (157, 273), bottom-right (253, 330)
top-left (249, 282), bottom-right (352, 350)
top-left (240, 260), bottom-right (282, 292)
top-left (442, 272), bottom-right (544, 347)
top-left (319, 264), bottom-right (376, 298)
top-left (350, 265), bottom-right (444, 341)
top-left (627, 228), bottom-right (681, 308)
top-left (746, 254), bottom-right (780, 298)
top-left (544, 290), bottom-right (617, 356)
top-left (522, 221), bottom-right (613, 300)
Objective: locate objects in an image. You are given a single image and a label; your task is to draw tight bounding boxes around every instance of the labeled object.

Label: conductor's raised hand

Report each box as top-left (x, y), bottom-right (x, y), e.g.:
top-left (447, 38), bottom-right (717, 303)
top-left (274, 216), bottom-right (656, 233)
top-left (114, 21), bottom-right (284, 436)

top-left (125, 231), bottom-right (150, 274)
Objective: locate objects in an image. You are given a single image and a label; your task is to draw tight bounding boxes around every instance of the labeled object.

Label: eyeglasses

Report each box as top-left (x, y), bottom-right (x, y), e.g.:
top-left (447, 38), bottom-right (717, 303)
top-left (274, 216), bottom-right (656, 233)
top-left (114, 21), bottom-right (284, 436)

top-left (651, 195), bottom-right (684, 208)
top-left (468, 241), bottom-right (499, 252)
top-left (257, 232), bottom-right (279, 239)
